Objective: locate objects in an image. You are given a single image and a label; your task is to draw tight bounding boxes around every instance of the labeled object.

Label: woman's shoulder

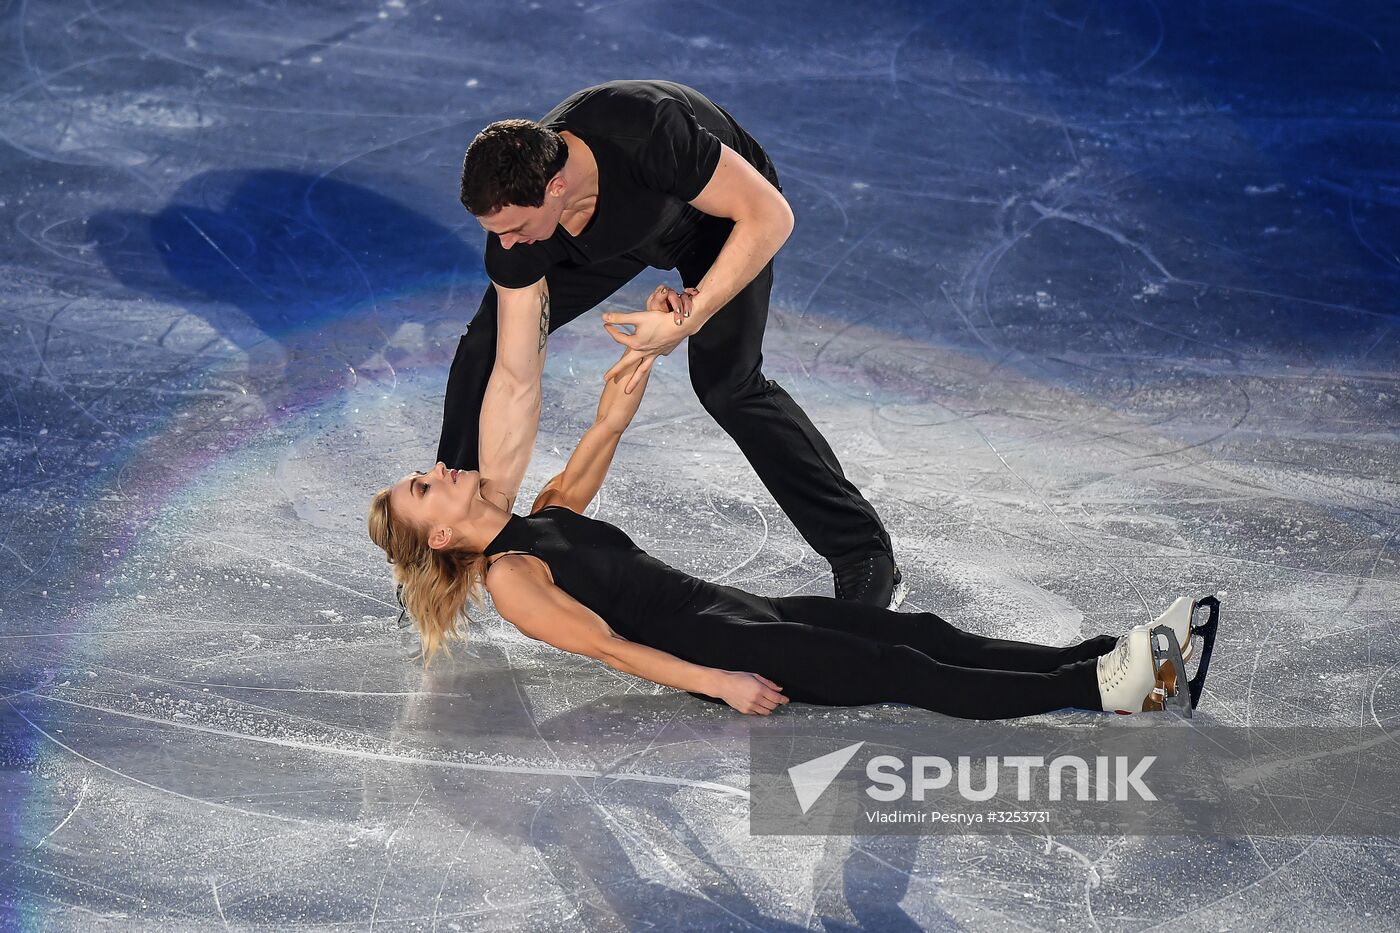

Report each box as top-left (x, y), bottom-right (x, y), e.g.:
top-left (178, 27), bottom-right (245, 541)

top-left (524, 487), bottom-right (579, 515)
top-left (484, 550), bottom-right (553, 593)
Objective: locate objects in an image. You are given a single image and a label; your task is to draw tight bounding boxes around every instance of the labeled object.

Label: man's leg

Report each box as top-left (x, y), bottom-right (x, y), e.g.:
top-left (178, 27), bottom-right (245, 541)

top-left (435, 287), bottom-right (499, 471)
top-left (678, 220), bottom-right (895, 591)
top-left (436, 257), bottom-right (646, 470)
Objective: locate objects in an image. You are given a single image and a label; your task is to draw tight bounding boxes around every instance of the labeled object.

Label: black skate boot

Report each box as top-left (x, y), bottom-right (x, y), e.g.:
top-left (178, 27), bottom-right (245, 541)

top-left (832, 551), bottom-right (906, 610)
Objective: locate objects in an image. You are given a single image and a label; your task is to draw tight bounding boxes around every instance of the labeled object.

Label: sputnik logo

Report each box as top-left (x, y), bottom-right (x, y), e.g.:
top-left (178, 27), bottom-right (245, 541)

top-left (788, 741), bottom-right (865, 814)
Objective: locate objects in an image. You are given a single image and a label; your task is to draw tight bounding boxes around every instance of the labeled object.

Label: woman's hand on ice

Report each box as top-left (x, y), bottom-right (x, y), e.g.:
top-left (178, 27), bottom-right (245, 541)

top-left (714, 671), bottom-right (789, 715)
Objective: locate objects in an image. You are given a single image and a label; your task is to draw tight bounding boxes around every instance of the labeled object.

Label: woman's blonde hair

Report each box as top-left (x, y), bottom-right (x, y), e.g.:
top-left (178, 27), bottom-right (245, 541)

top-left (367, 487), bottom-right (487, 665)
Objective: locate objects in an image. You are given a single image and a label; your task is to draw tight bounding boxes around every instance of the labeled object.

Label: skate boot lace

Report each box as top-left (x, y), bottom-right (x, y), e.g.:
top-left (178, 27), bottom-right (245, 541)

top-left (1098, 631), bottom-right (1136, 692)
top-left (834, 555), bottom-right (875, 600)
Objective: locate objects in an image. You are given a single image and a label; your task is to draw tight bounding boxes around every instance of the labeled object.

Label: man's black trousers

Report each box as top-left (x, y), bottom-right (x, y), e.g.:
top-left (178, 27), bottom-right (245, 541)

top-left (436, 215), bottom-right (891, 563)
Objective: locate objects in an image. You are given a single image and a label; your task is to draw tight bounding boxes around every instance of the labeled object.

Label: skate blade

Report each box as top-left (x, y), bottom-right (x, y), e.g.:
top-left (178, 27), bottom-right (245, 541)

top-left (886, 573), bottom-right (908, 611)
top-left (1144, 624), bottom-right (1192, 716)
top-left (1142, 657), bottom-right (1180, 713)
top-left (1140, 596), bottom-right (1222, 714)
top-left (1186, 595), bottom-right (1221, 710)
top-left (1172, 595), bottom-right (1223, 665)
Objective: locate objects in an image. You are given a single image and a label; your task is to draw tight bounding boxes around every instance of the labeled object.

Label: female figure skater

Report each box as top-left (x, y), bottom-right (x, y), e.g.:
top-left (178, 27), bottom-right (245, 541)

top-left (368, 289), bottom-right (1210, 718)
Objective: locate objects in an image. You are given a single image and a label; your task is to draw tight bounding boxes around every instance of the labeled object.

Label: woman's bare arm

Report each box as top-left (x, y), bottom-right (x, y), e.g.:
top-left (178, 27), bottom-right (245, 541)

top-left (530, 288), bottom-right (683, 513)
top-left (488, 554), bottom-right (717, 694)
top-left (486, 555), bottom-right (788, 714)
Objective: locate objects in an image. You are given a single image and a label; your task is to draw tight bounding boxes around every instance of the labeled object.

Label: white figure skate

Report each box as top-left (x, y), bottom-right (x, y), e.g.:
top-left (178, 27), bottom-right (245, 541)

top-left (1098, 596), bottom-right (1221, 717)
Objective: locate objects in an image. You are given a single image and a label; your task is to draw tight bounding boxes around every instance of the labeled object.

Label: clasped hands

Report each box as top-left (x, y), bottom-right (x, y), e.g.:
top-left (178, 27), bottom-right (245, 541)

top-left (601, 282), bottom-right (700, 393)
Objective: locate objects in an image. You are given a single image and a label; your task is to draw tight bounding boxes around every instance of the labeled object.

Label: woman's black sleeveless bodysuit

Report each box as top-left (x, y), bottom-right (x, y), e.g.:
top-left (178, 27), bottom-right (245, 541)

top-left (480, 506), bottom-right (1108, 718)
top-left (483, 506), bottom-right (781, 659)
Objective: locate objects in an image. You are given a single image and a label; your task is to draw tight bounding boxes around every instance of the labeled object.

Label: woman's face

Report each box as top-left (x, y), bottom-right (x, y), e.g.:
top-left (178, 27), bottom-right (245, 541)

top-left (388, 462), bottom-right (484, 550)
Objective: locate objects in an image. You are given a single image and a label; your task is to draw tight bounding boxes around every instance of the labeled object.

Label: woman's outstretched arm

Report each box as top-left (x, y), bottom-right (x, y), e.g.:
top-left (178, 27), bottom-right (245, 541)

top-left (487, 554), bottom-right (789, 715)
top-left (531, 286), bottom-right (691, 513)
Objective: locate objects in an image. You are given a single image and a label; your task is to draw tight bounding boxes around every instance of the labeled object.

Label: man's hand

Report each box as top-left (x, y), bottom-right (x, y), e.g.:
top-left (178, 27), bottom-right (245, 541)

top-left (712, 671), bottom-right (789, 715)
top-left (601, 285), bottom-right (698, 393)
top-left (646, 282), bottom-right (698, 325)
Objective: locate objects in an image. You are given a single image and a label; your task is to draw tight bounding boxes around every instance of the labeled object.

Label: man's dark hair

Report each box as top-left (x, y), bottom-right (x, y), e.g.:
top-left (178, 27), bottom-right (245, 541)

top-left (459, 119), bottom-right (568, 216)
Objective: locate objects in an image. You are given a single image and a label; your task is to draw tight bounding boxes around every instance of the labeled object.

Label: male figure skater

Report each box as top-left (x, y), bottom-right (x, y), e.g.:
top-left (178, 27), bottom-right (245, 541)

top-left (438, 79), bottom-right (902, 607)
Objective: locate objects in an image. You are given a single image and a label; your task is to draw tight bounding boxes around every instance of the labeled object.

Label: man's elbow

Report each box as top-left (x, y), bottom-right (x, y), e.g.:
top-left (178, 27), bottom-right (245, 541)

top-left (757, 194), bottom-right (794, 250)
top-left (773, 193), bottom-right (795, 239)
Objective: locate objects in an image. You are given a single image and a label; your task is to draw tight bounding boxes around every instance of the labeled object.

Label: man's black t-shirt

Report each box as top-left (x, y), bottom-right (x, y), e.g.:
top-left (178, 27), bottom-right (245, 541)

top-left (484, 80), bottom-right (779, 289)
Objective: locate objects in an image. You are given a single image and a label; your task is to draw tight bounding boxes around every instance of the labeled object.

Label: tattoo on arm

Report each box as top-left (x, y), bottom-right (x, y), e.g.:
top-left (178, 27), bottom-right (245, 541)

top-left (538, 284), bottom-right (550, 353)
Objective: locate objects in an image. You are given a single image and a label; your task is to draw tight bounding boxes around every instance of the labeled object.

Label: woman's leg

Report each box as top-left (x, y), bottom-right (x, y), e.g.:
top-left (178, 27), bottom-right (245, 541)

top-left (678, 615), bottom-right (1101, 719)
top-left (768, 596), bottom-right (1117, 673)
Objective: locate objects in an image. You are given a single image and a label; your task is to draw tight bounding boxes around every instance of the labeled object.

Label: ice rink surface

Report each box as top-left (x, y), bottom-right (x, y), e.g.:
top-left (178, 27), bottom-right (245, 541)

top-left (2, 0), bottom-right (1398, 928)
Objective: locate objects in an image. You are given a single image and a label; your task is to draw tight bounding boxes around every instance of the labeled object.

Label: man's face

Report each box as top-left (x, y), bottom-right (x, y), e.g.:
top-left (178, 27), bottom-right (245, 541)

top-left (477, 185), bottom-right (564, 249)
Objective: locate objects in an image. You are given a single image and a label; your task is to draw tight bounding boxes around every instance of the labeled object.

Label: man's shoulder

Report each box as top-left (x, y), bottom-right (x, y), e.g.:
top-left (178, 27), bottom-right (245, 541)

top-left (484, 234), bottom-right (550, 290)
top-left (545, 80), bottom-right (704, 135)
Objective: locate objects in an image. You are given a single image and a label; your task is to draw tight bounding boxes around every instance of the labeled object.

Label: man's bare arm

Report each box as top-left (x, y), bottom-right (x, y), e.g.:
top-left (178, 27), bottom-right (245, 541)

top-left (683, 143), bottom-right (794, 328)
top-left (477, 277), bottom-right (550, 510)
top-left (599, 144), bottom-right (794, 391)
